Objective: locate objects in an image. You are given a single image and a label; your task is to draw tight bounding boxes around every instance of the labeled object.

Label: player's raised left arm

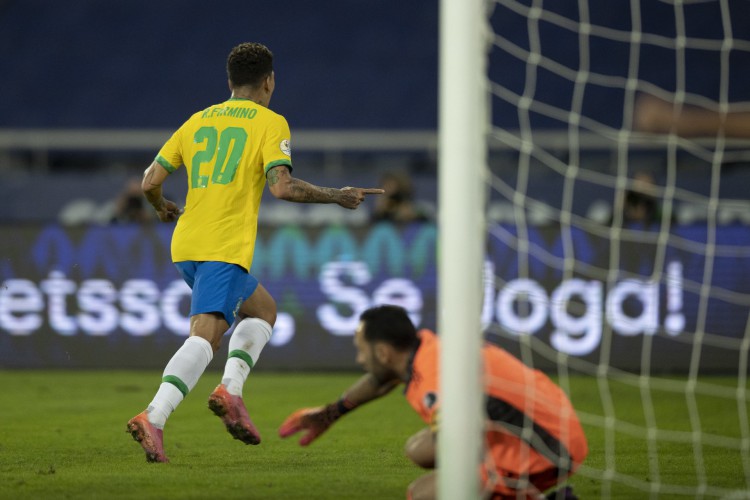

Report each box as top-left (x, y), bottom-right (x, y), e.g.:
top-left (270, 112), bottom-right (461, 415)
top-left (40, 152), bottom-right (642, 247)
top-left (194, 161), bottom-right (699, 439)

top-left (266, 165), bottom-right (384, 209)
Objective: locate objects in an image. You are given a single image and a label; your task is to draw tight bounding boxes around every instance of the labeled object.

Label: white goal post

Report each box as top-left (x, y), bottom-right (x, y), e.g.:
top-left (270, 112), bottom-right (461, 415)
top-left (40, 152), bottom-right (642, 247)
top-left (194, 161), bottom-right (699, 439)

top-left (438, 0), bottom-right (487, 498)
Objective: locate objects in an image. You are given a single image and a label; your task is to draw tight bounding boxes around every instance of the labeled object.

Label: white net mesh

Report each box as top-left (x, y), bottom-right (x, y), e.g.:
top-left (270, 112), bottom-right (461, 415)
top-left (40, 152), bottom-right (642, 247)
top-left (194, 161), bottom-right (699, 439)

top-left (484, 0), bottom-right (750, 497)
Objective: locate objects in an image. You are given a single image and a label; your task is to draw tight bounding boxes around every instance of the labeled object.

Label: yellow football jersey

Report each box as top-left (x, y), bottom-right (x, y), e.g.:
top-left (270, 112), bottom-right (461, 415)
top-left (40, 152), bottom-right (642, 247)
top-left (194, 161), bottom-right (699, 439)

top-left (155, 97), bottom-right (292, 271)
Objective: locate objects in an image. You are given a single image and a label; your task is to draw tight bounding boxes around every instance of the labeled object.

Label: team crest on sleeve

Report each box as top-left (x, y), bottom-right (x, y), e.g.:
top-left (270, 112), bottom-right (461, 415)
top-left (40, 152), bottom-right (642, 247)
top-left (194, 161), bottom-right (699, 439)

top-left (423, 392), bottom-right (438, 410)
top-left (280, 139), bottom-right (291, 156)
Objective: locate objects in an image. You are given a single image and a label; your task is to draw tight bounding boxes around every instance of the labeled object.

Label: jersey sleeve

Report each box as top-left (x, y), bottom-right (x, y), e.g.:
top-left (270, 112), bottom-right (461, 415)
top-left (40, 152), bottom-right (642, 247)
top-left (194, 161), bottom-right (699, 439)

top-left (262, 114), bottom-right (293, 175)
top-left (154, 125), bottom-right (185, 174)
top-left (406, 331), bottom-right (441, 431)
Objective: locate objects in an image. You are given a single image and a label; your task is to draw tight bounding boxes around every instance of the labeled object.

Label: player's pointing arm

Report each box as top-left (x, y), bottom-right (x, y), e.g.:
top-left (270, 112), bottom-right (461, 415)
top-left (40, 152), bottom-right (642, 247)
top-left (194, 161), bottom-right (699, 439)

top-left (266, 165), bottom-right (384, 209)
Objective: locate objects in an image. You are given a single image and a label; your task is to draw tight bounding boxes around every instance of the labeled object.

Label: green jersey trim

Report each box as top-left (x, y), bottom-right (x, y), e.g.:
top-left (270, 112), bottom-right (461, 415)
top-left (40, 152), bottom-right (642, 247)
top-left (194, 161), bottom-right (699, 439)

top-left (264, 159), bottom-right (293, 175)
top-left (155, 155), bottom-right (178, 173)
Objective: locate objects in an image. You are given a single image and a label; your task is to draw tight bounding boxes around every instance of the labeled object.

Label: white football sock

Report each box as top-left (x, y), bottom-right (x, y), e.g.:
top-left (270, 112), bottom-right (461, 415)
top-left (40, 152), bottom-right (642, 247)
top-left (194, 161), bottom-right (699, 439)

top-left (147, 335), bottom-right (213, 428)
top-left (221, 318), bottom-right (273, 396)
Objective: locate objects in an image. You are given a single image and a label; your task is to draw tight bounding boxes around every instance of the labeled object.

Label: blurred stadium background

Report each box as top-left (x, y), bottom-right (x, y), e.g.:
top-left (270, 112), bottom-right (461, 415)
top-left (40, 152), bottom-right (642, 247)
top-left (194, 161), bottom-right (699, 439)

top-left (2, 0), bottom-right (749, 373)
top-left (0, 0), bottom-right (442, 370)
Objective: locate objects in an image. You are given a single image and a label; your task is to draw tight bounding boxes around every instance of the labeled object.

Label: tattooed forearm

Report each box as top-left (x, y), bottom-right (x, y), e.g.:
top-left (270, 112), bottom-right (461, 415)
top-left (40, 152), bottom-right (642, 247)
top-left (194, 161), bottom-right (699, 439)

top-left (267, 165), bottom-right (341, 204)
top-left (288, 179), bottom-right (337, 203)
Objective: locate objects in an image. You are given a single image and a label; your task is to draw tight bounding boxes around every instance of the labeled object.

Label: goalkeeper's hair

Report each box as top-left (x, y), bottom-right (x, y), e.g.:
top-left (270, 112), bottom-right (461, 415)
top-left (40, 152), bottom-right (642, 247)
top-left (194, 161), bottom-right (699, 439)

top-left (227, 42), bottom-right (273, 88)
top-left (359, 305), bottom-right (419, 352)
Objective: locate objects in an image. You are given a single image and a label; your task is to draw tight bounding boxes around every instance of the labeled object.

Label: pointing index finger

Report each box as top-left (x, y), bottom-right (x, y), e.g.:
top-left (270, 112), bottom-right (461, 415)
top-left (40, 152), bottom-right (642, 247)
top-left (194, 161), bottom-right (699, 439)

top-left (362, 188), bottom-right (386, 194)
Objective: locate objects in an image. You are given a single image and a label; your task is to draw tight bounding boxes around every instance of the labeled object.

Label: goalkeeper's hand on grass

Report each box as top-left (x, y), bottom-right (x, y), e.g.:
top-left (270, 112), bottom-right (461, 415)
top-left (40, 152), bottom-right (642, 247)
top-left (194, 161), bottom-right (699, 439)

top-left (278, 403), bottom-right (345, 446)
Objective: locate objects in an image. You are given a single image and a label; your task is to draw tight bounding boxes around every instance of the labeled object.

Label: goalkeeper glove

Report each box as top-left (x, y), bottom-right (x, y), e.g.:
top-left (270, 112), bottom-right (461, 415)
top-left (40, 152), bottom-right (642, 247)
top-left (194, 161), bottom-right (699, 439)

top-left (278, 398), bottom-right (355, 446)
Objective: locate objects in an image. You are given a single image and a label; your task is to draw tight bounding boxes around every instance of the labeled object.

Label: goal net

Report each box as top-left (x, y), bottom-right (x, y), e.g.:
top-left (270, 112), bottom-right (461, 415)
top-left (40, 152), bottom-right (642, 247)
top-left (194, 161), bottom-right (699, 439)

top-left (482, 0), bottom-right (750, 497)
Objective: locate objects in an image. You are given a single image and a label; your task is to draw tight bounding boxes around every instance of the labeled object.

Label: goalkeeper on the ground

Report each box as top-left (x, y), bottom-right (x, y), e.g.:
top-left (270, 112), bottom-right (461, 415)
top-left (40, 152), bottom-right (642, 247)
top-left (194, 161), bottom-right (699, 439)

top-left (279, 305), bottom-right (588, 500)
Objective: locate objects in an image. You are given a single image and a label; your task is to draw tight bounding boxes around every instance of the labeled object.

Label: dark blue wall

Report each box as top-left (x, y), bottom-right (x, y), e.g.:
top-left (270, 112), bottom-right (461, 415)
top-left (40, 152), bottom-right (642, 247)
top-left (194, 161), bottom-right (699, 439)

top-left (489, 0), bottom-right (750, 130)
top-left (2, 0), bottom-right (749, 131)
top-left (0, 0), bottom-right (438, 129)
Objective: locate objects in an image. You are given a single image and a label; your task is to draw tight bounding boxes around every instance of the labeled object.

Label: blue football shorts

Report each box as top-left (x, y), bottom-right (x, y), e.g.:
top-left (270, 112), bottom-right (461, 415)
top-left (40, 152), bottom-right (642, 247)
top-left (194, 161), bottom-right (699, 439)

top-left (174, 261), bottom-right (259, 325)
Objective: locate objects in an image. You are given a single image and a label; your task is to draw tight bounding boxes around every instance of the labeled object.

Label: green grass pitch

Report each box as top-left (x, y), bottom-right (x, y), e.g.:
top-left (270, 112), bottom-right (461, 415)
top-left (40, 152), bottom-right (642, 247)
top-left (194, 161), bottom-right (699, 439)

top-left (0, 371), bottom-right (747, 499)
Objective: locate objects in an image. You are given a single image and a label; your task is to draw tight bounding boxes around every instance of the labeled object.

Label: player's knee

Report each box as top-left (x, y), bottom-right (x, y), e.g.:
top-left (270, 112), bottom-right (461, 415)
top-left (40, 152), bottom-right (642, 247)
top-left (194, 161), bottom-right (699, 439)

top-left (190, 313), bottom-right (229, 352)
top-left (406, 472), bottom-right (436, 500)
top-left (208, 336), bottom-right (222, 352)
top-left (405, 429), bottom-right (435, 469)
top-left (405, 445), bottom-right (435, 469)
top-left (204, 328), bottom-right (225, 353)
top-left (191, 330), bottom-right (223, 353)
top-left (237, 286), bottom-right (277, 327)
top-left (258, 299), bottom-right (277, 327)
top-left (239, 304), bottom-right (276, 327)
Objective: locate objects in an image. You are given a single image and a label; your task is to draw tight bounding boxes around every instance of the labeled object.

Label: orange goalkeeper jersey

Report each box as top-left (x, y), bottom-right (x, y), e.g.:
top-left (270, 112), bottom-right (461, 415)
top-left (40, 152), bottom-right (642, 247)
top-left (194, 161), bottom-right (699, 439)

top-left (404, 329), bottom-right (588, 493)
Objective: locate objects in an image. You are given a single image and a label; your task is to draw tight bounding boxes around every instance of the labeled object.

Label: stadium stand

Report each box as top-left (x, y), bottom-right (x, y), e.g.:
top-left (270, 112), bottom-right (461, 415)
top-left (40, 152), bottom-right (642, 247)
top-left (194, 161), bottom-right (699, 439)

top-left (0, 0), bottom-right (748, 226)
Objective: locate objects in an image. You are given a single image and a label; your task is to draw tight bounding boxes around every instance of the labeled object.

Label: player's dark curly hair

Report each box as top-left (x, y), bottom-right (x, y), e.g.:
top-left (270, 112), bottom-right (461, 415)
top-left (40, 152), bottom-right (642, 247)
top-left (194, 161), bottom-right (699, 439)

top-left (360, 305), bottom-right (419, 351)
top-left (227, 42), bottom-right (274, 88)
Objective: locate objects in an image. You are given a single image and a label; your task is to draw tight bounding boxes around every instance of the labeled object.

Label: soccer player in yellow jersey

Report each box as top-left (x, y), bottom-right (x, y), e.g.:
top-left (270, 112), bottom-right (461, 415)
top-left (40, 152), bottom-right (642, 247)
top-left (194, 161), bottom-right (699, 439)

top-left (126, 42), bottom-right (383, 463)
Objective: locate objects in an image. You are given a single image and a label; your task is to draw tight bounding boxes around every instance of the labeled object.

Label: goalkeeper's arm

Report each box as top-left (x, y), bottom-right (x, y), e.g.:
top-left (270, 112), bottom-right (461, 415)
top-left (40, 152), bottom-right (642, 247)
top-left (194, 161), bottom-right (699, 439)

top-left (278, 373), bottom-right (400, 446)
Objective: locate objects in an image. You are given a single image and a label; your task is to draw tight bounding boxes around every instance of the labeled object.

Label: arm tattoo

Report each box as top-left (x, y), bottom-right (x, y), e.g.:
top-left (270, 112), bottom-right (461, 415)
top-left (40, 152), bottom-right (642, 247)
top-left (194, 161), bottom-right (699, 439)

top-left (270, 166), bottom-right (337, 203)
top-left (289, 179), bottom-right (336, 203)
top-left (267, 168), bottom-right (280, 186)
